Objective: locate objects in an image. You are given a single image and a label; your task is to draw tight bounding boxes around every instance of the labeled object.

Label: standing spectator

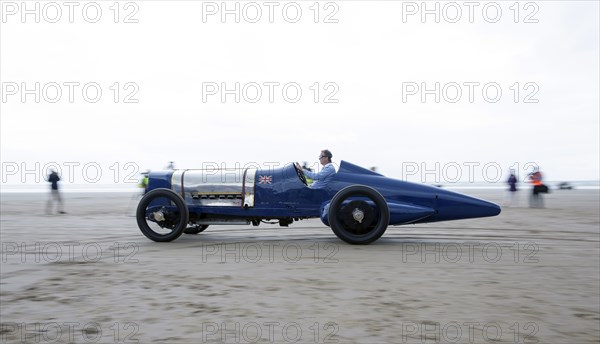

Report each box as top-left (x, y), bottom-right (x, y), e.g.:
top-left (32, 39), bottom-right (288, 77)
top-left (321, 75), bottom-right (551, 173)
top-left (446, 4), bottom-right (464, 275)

top-left (504, 170), bottom-right (518, 207)
top-left (46, 169), bottom-right (65, 214)
top-left (528, 168), bottom-right (546, 208)
top-left (166, 161), bottom-right (175, 170)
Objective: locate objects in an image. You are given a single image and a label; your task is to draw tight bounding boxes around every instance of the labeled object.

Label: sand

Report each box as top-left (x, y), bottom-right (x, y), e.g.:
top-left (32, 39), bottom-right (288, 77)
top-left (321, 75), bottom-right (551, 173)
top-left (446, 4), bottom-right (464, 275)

top-left (1, 189), bottom-right (599, 343)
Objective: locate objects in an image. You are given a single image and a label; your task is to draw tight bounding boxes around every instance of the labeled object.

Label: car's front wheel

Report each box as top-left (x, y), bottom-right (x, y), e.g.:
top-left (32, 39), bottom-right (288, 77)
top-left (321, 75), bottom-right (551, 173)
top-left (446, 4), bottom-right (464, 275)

top-left (328, 185), bottom-right (390, 244)
top-left (136, 188), bottom-right (189, 242)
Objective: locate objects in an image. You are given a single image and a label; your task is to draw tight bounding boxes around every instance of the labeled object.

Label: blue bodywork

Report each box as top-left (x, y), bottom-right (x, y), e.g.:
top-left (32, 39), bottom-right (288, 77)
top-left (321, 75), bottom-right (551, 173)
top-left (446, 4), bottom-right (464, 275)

top-left (146, 161), bottom-right (500, 227)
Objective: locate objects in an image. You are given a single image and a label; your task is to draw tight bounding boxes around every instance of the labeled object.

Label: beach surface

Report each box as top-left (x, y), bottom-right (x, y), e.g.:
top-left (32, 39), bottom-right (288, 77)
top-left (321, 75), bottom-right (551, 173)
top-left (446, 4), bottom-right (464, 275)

top-left (1, 189), bottom-right (599, 343)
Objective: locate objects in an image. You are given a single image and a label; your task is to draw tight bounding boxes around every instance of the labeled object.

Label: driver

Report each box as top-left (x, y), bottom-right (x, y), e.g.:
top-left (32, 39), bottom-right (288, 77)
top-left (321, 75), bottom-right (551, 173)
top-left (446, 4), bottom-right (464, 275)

top-left (296, 150), bottom-right (335, 189)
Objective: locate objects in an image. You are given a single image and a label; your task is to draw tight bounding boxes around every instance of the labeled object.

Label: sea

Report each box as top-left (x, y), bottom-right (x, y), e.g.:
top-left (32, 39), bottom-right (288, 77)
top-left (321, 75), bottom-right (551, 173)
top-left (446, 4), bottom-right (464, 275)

top-left (1, 180), bottom-right (598, 193)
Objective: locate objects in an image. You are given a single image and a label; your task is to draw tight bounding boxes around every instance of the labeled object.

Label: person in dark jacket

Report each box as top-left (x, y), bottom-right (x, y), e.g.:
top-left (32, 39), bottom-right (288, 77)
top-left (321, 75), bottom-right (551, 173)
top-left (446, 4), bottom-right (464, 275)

top-left (46, 169), bottom-right (65, 214)
top-left (504, 170), bottom-right (518, 207)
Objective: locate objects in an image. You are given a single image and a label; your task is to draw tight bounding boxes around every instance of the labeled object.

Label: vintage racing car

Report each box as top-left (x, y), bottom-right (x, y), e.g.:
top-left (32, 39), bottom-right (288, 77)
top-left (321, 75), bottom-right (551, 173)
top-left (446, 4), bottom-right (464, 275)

top-left (136, 161), bottom-right (501, 244)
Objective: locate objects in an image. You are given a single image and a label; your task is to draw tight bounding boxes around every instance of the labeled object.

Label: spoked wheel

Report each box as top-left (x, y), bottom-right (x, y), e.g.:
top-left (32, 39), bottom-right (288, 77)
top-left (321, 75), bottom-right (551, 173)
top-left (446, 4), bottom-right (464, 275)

top-left (184, 225), bottom-right (209, 234)
top-left (328, 185), bottom-right (390, 244)
top-left (136, 188), bottom-right (189, 242)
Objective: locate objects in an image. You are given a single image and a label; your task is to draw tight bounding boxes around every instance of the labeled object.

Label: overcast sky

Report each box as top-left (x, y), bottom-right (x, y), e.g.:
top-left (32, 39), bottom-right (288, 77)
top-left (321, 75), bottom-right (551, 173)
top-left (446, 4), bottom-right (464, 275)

top-left (1, 1), bottom-right (598, 185)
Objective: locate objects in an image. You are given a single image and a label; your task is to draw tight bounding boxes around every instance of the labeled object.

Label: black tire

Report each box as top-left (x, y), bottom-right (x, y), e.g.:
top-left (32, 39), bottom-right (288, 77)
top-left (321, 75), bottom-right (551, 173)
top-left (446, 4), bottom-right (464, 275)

top-left (328, 185), bottom-right (389, 244)
top-left (136, 188), bottom-right (189, 242)
top-left (184, 225), bottom-right (209, 234)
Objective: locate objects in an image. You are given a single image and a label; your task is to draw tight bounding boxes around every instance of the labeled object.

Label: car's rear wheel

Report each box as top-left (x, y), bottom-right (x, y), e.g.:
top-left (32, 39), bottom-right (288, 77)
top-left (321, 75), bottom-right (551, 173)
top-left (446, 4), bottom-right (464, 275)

top-left (136, 188), bottom-right (189, 242)
top-left (184, 225), bottom-right (209, 234)
top-left (328, 185), bottom-right (389, 244)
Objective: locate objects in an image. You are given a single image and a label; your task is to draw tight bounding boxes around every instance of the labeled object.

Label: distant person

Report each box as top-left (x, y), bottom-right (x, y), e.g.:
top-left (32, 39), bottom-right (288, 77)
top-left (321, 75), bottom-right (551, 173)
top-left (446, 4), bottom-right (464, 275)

top-left (528, 168), bottom-right (547, 208)
top-left (166, 161), bottom-right (175, 170)
top-left (301, 161), bottom-right (313, 172)
top-left (295, 149), bottom-right (335, 189)
top-left (504, 170), bottom-right (518, 207)
top-left (46, 169), bottom-right (65, 214)
top-left (301, 161), bottom-right (314, 184)
top-left (138, 170), bottom-right (150, 194)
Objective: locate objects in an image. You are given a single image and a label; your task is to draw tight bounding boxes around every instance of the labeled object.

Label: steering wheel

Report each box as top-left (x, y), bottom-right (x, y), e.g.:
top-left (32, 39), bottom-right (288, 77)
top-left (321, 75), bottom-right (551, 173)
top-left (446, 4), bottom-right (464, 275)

top-left (294, 162), bottom-right (308, 186)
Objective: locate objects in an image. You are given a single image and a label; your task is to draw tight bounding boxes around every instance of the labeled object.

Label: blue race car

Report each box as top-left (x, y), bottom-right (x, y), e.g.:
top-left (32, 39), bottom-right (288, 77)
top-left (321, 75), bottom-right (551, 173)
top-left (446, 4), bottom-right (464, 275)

top-left (136, 161), bottom-right (500, 244)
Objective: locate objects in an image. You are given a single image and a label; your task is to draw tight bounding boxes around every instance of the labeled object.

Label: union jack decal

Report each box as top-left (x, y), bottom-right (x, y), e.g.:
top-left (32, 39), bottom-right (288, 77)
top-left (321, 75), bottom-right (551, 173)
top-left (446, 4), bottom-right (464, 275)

top-left (258, 175), bottom-right (273, 184)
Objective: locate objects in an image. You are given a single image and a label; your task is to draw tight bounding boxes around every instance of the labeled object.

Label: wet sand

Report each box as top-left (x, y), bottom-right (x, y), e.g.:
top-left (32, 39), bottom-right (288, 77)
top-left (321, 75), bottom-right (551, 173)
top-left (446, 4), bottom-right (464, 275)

top-left (1, 189), bottom-right (599, 343)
